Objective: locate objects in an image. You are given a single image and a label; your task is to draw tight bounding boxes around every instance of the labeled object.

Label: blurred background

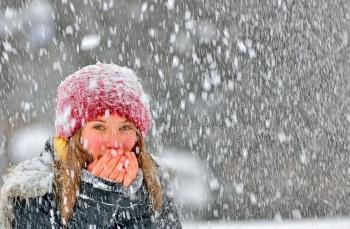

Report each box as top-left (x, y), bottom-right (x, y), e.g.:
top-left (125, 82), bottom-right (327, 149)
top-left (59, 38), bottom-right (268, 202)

top-left (1, 0), bottom-right (350, 226)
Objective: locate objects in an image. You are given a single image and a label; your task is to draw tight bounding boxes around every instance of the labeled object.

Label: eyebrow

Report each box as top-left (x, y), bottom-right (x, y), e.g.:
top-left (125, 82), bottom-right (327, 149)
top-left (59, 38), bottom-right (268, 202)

top-left (94, 119), bottom-right (132, 125)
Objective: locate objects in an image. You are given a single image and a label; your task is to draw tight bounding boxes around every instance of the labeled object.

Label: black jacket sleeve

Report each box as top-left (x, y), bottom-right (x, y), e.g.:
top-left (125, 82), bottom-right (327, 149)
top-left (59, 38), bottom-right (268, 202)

top-left (12, 193), bottom-right (61, 229)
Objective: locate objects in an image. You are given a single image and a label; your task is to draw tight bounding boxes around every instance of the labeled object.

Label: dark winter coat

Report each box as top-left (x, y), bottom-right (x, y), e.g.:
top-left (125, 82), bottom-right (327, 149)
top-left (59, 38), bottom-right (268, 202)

top-left (0, 138), bottom-right (182, 229)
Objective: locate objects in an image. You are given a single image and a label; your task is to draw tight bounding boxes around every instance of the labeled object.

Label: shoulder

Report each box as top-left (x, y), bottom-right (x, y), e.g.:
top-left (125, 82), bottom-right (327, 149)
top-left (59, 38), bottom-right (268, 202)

top-left (0, 138), bottom-right (55, 228)
top-left (1, 145), bottom-right (54, 199)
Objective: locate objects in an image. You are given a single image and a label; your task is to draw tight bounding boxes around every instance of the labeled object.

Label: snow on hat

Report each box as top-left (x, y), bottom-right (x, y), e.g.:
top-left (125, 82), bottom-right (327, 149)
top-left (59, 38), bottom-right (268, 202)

top-left (55, 63), bottom-right (152, 139)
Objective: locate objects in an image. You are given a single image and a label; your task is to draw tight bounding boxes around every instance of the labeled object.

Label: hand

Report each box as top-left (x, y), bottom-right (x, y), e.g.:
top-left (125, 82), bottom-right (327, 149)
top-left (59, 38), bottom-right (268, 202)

top-left (122, 151), bottom-right (139, 188)
top-left (87, 150), bottom-right (139, 188)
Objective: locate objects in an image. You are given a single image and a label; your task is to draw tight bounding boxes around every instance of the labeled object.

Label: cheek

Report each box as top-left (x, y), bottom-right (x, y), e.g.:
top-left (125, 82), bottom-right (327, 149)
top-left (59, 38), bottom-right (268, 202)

top-left (122, 135), bottom-right (138, 152)
top-left (83, 131), bottom-right (104, 156)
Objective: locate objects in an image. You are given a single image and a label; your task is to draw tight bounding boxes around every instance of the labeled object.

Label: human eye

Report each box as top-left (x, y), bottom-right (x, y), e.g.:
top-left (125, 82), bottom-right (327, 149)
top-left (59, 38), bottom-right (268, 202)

top-left (119, 125), bottom-right (133, 131)
top-left (93, 124), bottom-right (106, 131)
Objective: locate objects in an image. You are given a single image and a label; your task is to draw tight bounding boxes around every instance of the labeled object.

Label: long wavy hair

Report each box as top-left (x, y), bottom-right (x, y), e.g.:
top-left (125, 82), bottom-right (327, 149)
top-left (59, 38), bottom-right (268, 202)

top-left (53, 128), bottom-right (163, 227)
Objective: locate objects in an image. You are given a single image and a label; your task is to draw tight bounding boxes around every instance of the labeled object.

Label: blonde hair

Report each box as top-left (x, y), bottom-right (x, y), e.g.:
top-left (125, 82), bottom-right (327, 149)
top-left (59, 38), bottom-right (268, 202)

top-left (53, 128), bottom-right (163, 227)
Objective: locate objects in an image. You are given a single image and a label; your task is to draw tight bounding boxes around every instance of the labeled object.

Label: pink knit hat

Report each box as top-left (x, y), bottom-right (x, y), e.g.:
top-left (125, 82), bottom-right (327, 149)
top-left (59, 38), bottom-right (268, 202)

top-left (55, 63), bottom-right (152, 139)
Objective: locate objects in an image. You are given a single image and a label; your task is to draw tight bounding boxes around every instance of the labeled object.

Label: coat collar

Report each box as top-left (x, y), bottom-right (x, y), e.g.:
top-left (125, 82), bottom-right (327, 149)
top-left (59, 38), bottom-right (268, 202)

top-left (0, 141), bottom-right (54, 228)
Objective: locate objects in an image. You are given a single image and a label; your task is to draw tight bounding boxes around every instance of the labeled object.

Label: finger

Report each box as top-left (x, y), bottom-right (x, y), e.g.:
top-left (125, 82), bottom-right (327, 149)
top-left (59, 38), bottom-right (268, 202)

top-left (99, 154), bottom-right (123, 179)
top-left (116, 156), bottom-right (126, 171)
top-left (130, 151), bottom-right (138, 162)
top-left (87, 159), bottom-right (98, 172)
top-left (91, 151), bottom-right (113, 176)
top-left (124, 152), bottom-right (138, 185)
top-left (114, 168), bottom-right (126, 183)
top-left (109, 156), bottom-right (126, 180)
top-left (125, 152), bottom-right (138, 171)
top-left (123, 173), bottom-right (133, 188)
top-left (110, 148), bottom-right (124, 157)
top-left (124, 167), bottom-right (138, 185)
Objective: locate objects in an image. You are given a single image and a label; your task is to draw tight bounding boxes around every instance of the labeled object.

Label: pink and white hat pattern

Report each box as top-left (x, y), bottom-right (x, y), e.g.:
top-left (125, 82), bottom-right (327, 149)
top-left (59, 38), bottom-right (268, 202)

top-left (55, 63), bottom-right (152, 139)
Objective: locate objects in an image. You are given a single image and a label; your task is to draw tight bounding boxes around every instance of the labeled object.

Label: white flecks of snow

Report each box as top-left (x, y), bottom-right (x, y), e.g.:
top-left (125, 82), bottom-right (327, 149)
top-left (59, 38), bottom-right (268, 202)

top-left (278, 132), bottom-right (290, 143)
top-left (154, 54), bottom-right (160, 63)
top-left (210, 71), bottom-right (221, 86)
top-left (172, 55), bottom-right (179, 67)
top-left (203, 77), bottom-right (212, 91)
top-left (170, 33), bottom-right (176, 43)
top-left (180, 100), bottom-right (185, 110)
top-left (250, 193), bottom-right (257, 205)
top-left (213, 209), bottom-right (219, 218)
top-left (2, 52), bottom-right (9, 62)
top-left (227, 80), bottom-right (234, 90)
top-left (159, 150), bottom-right (209, 207)
top-left (341, 31), bottom-right (348, 47)
top-left (174, 33), bottom-right (193, 54)
top-left (165, 0), bottom-right (175, 10)
top-left (81, 34), bottom-right (101, 50)
top-left (141, 2), bottom-right (148, 12)
top-left (174, 23), bottom-right (179, 33)
top-left (135, 57), bottom-right (141, 68)
top-left (209, 177), bottom-right (220, 191)
top-left (223, 28), bottom-right (230, 38)
top-left (149, 28), bottom-right (156, 37)
top-left (292, 209), bottom-right (302, 219)
top-left (158, 69), bottom-right (164, 79)
top-left (234, 182), bottom-right (244, 194)
top-left (192, 52), bottom-right (200, 64)
top-left (69, 2), bottom-right (75, 13)
top-left (65, 25), bottom-right (74, 35)
top-left (10, 124), bottom-right (52, 163)
top-left (53, 61), bottom-right (62, 74)
top-left (299, 148), bottom-right (308, 165)
top-left (242, 148), bottom-right (248, 159)
top-left (104, 109), bottom-right (110, 118)
top-left (140, 93), bottom-right (150, 106)
top-left (83, 139), bottom-right (89, 150)
top-left (185, 10), bottom-right (191, 20)
top-left (103, 2), bottom-right (109, 11)
top-left (237, 40), bottom-right (247, 53)
top-left (55, 105), bottom-right (72, 132)
top-left (237, 72), bottom-right (242, 81)
top-left (4, 7), bottom-right (15, 19)
top-left (196, 20), bottom-right (216, 43)
top-left (111, 149), bottom-right (118, 157)
top-left (189, 92), bottom-right (196, 104)
top-left (2, 41), bottom-right (17, 54)
top-left (224, 118), bottom-right (231, 127)
top-left (346, 114), bottom-right (350, 123)
top-left (248, 48), bottom-right (257, 58)
top-left (185, 19), bottom-right (195, 30)
top-left (232, 112), bottom-right (238, 123)
top-left (22, 101), bottom-right (31, 111)
top-left (88, 79), bottom-right (98, 90)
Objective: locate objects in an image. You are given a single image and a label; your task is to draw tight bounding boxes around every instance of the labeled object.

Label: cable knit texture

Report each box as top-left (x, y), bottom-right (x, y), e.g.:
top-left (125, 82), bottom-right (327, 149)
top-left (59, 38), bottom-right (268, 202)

top-left (55, 63), bottom-right (152, 139)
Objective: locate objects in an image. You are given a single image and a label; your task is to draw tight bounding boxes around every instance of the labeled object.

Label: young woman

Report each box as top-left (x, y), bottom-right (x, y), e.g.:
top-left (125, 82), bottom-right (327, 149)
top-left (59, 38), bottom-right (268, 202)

top-left (0, 63), bottom-right (182, 228)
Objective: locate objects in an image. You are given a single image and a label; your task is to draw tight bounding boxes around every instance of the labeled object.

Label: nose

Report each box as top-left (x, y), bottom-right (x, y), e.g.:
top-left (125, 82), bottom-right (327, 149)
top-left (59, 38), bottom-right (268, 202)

top-left (104, 129), bottom-right (123, 148)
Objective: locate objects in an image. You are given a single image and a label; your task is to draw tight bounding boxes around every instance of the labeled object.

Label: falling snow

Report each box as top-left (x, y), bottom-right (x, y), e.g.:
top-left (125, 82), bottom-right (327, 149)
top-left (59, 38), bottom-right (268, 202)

top-left (1, 0), bottom-right (350, 228)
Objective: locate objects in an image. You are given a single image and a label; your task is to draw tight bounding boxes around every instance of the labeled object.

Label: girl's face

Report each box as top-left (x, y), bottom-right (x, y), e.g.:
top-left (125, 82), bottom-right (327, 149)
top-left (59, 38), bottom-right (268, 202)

top-left (81, 113), bottom-right (139, 160)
